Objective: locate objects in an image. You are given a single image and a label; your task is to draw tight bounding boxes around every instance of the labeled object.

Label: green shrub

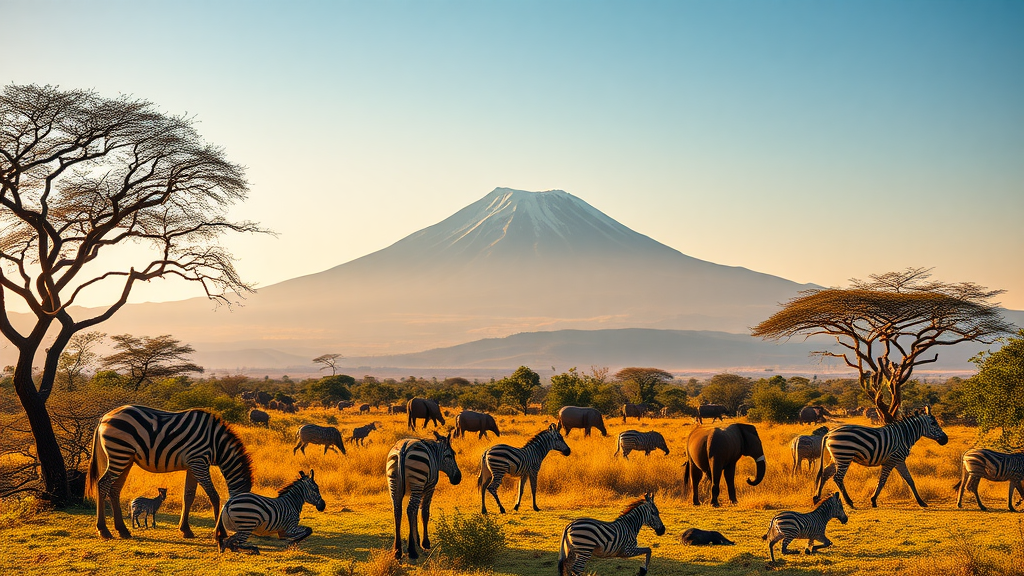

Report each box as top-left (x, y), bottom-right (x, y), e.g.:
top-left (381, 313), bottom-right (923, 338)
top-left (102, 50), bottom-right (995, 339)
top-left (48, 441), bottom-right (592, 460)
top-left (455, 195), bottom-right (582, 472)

top-left (747, 385), bottom-right (803, 424)
top-left (166, 383), bottom-right (247, 423)
top-left (435, 508), bottom-right (507, 566)
top-left (325, 414), bottom-right (339, 425)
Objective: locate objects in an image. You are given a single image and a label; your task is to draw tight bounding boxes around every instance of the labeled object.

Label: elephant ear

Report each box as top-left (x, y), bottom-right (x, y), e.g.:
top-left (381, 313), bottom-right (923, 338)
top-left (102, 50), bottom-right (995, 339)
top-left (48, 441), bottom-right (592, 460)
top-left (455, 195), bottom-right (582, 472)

top-left (740, 424), bottom-right (761, 454)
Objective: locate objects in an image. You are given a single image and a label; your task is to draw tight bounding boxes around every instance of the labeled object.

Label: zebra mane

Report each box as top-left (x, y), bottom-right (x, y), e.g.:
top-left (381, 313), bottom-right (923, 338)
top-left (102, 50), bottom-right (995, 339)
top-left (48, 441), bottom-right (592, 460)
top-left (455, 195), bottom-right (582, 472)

top-left (522, 427), bottom-right (554, 449)
top-left (620, 497), bottom-right (648, 516)
top-left (213, 414), bottom-right (254, 491)
top-left (811, 493), bottom-right (839, 512)
top-left (277, 474), bottom-right (307, 497)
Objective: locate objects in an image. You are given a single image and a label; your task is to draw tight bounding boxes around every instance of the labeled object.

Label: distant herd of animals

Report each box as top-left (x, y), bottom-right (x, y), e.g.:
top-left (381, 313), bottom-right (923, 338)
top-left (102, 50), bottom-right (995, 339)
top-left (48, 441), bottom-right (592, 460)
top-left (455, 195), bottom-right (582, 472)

top-left (83, 398), bottom-right (1024, 575)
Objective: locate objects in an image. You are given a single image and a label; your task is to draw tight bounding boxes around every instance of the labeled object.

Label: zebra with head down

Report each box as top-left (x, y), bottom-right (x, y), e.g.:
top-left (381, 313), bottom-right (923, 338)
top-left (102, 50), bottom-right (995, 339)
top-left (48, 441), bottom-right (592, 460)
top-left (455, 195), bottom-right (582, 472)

top-left (557, 492), bottom-right (666, 576)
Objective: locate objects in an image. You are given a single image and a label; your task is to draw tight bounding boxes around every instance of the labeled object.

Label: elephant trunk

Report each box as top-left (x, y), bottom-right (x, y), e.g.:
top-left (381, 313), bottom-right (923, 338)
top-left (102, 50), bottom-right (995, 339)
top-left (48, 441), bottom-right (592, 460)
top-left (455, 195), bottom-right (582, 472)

top-left (747, 454), bottom-right (766, 486)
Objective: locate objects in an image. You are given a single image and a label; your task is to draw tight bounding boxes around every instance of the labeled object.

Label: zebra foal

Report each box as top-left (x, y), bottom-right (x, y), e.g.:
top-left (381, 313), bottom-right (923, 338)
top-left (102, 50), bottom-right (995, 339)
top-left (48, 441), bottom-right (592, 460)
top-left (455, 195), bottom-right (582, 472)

top-left (813, 406), bottom-right (948, 508)
top-left (130, 488), bottom-right (167, 529)
top-left (215, 469), bottom-right (326, 555)
top-left (763, 492), bottom-right (848, 562)
top-left (386, 430), bottom-right (463, 560)
top-left (293, 424), bottom-right (347, 455)
top-left (954, 448), bottom-right (1024, 511)
top-left (479, 423), bottom-right (571, 514)
top-left (87, 405), bottom-right (254, 539)
top-left (557, 492), bottom-right (666, 576)
top-left (615, 430), bottom-right (669, 459)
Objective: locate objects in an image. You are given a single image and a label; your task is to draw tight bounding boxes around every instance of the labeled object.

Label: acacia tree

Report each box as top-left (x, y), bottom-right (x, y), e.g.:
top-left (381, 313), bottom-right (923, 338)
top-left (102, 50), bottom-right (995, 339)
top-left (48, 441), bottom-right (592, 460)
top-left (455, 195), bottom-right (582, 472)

top-left (55, 330), bottom-right (105, 392)
top-left (0, 84), bottom-right (264, 505)
top-left (101, 334), bottom-right (204, 390)
top-left (313, 353), bottom-right (343, 376)
top-left (752, 268), bottom-right (1014, 423)
top-left (614, 367), bottom-right (673, 405)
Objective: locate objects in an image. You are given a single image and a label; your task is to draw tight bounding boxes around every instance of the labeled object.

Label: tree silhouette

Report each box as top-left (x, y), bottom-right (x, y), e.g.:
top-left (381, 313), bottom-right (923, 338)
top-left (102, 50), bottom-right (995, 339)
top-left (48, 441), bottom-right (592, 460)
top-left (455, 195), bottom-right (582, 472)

top-left (614, 367), bottom-right (673, 405)
top-left (101, 334), bottom-right (204, 390)
top-left (313, 353), bottom-right (343, 376)
top-left (752, 268), bottom-right (1014, 423)
top-left (0, 84), bottom-right (265, 505)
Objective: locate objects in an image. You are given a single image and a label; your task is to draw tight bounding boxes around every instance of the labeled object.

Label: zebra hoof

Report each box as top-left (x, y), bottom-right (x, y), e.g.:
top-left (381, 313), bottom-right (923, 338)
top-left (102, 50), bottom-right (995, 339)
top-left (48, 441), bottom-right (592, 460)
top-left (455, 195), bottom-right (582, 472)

top-left (637, 567), bottom-right (648, 576)
top-left (917, 500), bottom-right (928, 508)
top-left (870, 500), bottom-right (878, 508)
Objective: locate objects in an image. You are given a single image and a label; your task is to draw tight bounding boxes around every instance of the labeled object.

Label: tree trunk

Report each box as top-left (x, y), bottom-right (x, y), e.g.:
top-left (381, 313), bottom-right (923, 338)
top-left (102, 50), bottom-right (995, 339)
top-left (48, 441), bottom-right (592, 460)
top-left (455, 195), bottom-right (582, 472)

top-left (12, 364), bottom-right (71, 507)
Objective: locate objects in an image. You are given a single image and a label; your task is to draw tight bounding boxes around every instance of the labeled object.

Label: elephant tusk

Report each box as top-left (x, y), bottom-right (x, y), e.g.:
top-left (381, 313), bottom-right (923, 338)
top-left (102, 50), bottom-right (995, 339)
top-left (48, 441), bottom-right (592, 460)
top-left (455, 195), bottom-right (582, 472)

top-left (755, 455), bottom-right (765, 463)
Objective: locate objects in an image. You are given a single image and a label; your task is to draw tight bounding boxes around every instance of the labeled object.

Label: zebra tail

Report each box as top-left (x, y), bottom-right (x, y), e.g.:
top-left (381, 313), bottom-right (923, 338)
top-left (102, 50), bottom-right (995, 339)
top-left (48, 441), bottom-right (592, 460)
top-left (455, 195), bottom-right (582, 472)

top-left (477, 450), bottom-right (487, 488)
top-left (85, 425), bottom-right (104, 501)
top-left (556, 523), bottom-right (570, 576)
top-left (214, 505), bottom-right (228, 551)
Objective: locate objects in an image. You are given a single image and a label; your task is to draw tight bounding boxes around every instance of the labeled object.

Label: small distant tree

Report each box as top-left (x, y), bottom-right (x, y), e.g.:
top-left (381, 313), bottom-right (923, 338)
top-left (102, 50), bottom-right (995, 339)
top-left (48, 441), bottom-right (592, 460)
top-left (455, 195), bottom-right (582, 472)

top-left (213, 374), bottom-right (249, 398)
top-left (304, 374), bottom-right (355, 405)
top-left (55, 331), bottom-right (105, 392)
top-left (700, 373), bottom-right (753, 414)
top-left (313, 353), bottom-right (343, 376)
top-left (957, 331), bottom-right (1024, 447)
top-left (615, 367), bottom-right (673, 406)
top-left (497, 366), bottom-right (540, 414)
top-left (546, 367), bottom-right (599, 415)
top-left (656, 386), bottom-right (693, 416)
top-left (101, 334), bottom-right (204, 391)
top-left (752, 268), bottom-right (1014, 423)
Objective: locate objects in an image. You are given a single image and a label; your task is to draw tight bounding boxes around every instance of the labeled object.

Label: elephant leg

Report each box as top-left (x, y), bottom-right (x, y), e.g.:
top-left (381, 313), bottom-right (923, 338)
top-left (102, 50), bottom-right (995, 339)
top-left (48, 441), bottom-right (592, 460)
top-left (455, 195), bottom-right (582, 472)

top-left (710, 462), bottom-right (724, 507)
top-left (894, 461), bottom-right (927, 507)
top-left (690, 464), bottom-right (704, 506)
top-left (724, 463), bottom-right (738, 504)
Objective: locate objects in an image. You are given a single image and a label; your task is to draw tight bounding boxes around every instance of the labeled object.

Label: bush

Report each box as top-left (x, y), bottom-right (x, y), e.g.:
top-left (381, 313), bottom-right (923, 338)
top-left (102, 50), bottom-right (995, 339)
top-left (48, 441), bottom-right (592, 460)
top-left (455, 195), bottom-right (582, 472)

top-left (362, 548), bottom-right (404, 576)
top-left (166, 382), bottom-right (248, 423)
top-left (747, 385), bottom-right (803, 424)
top-left (435, 508), bottom-right (507, 566)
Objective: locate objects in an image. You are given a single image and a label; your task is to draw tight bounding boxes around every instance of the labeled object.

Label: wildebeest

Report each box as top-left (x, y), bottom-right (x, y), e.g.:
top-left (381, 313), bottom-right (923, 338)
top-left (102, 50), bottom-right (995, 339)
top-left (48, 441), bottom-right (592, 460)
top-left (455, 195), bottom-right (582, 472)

top-left (557, 406), bottom-right (607, 437)
top-left (358, 403), bottom-right (371, 414)
top-left (621, 403), bottom-right (652, 423)
top-left (351, 423), bottom-right (378, 447)
top-left (799, 406), bottom-right (828, 425)
top-left (407, 397), bottom-right (445, 430)
top-left (454, 410), bottom-right (500, 439)
top-left (695, 404), bottom-right (728, 425)
top-left (249, 409), bottom-right (269, 427)
top-left (790, 426), bottom-right (830, 474)
top-left (293, 424), bottom-right (346, 455)
top-left (388, 404), bottom-right (407, 414)
top-left (680, 528), bottom-right (735, 546)
top-left (337, 400), bottom-right (354, 410)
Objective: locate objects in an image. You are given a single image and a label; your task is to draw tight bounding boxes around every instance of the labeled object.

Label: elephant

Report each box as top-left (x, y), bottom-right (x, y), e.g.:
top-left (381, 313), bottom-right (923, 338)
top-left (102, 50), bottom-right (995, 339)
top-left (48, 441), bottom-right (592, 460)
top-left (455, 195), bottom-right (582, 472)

top-left (407, 397), bottom-right (445, 430)
top-left (248, 409), bottom-right (269, 427)
top-left (621, 403), bottom-right (652, 423)
top-left (799, 406), bottom-right (828, 425)
top-left (695, 404), bottom-right (728, 425)
top-left (454, 410), bottom-right (500, 439)
top-left (557, 406), bottom-right (608, 437)
top-left (682, 423), bottom-right (767, 507)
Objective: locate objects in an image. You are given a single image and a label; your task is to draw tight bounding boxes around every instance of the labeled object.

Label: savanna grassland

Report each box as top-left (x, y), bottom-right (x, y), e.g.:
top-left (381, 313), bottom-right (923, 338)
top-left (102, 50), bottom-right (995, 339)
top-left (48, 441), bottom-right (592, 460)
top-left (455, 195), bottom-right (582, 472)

top-left (2, 409), bottom-right (1022, 576)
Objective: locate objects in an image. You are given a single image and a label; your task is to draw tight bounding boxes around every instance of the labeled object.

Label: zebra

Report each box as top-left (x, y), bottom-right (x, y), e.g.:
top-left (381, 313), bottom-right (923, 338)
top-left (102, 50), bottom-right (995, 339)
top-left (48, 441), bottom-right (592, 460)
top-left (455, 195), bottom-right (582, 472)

top-left (293, 424), bottom-right (347, 456)
top-left (130, 487), bottom-right (167, 529)
top-left (813, 406), bottom-right (948, 508)
top-left (762, 491), bottom-right (848, 562)
top-left (478, 423), bottom-right (571, 514)
top-left (215, 469), bottom-right (326, 555)
top-left (614, 430), bottom-right (669, 460)
top-left (557, 492), bottom-right (666, 576)
top-left (86, 405), bottom-right (254, 540)
top-left (351, 423), bottom-right (378, 447)
top-left (386, 430), bottom-right (463, 560)
top-left (954, 448), bottom-right (1024, 511)
top-left (790, 426), bottom-right (829, 475)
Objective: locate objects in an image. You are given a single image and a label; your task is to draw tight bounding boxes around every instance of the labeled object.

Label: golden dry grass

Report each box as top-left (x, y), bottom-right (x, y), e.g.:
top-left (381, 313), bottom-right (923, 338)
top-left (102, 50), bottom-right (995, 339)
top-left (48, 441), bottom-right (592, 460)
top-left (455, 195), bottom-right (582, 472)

top-left (3, 409), bottom-right (1023, 575)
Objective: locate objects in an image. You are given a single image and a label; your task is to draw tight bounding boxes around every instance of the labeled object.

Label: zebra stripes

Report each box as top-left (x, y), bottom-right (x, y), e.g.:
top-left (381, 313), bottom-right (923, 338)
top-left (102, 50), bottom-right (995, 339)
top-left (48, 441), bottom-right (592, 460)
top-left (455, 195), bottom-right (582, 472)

top-left (763, 492), bottom-right (848, 562)
top-left (557, 492), bottom-right (666, 576)
top-left (293, 424), bottom-right (347, 456)
top-left (87, 405), bottom-right (254, 540)
top-left (215, 469), bottom-right (326, 555)
top-left (130, 488), bottom-right (167, 529)
top-left (386, 430), bottom-right (463, 560)
top-left (615, 430), bottom-right (669, 460)
top-left (790, 426), bottom-right (829, 475)
top-left (813, 406), bottom-right (948, 508)
top-left (479, 423), bottom-right (571, 514)
top-left (954, 448), bottom-right (1024, 511)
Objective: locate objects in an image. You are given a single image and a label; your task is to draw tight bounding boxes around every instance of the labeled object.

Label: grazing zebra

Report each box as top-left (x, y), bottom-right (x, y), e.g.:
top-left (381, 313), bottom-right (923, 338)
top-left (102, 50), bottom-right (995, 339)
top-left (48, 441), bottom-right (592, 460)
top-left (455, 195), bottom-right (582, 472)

top-left (813, 406), bottom-right (948, 508)
top-left (954, 448), bottom-right (1024, 511)
top-left (215, 469), bottom-right (326, 555)
top-left (86, 405), bottom-right (253, 540)
top-left (351, 423), bottom-right (378, 447)
top-left (615, 430), bottom-right (669, 460)
top-left (293, 424), bottom-right (347, 456)
top-left (557, 492), bottom-right (666, 576)
top-left (763, 492), bottom-right (848, 562)
top-left (130, 487), bottom-right (167, 529)
top-left (386, 430), bottom-right (463, 560)
top-left (478, 423), bottom-right (571, 514)
top-left (790, 426), bottom-right (829, 475)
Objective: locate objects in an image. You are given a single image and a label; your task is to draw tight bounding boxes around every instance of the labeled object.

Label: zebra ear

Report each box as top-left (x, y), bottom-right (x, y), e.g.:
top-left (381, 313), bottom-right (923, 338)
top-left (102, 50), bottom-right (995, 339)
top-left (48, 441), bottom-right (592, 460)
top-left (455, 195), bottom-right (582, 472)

top-left (309, 469), bottom-right (315, 480)
top-left (299, 470), bottom-right (307, 478)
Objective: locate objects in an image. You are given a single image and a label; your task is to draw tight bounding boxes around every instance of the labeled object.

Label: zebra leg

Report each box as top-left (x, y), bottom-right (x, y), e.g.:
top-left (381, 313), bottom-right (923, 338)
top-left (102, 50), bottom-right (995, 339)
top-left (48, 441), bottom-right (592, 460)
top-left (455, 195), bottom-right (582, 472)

top-left (420, 486), bottom-right (436, 550)
top-left (392, 492), bottom-right (404, 559)
top-left (869, 464), bottom-right (896, 508)
top-left (189, 462), bottom-right (223, 527)
top-left (406, 487), bottom-right (425, 559)
top-left (780, 538), bottom-right (799, 555)
top-left (529, 472), bottom-right (540, 511)
top-left (570, 550), bottom-right (592, 576)
top-left (969, 475), bottom-right (986, 511)
top-left (284, 525), bottom-right (314, 546)
top-left (487, 471), bottom-right (507, 514)
top-left (893, 461), bottom-right (927, 507)
top-left (830, 463), bottom-right (856, 508)
top-left (809, 535), bottom-right (833, 553)
top-left (95, 469), bottom-right (117, 539)
top-left (179, 470), bottom-right (199, 538)
top-left (232, 531), bottom-right (261, 555)
top-left (619, 544), bottom-right (652, 576)
top-left (108, 463), bottom-right (133, 539)
top-left (768, 534), bottom-right (784, 562)
top-left (292, 439), bottom-right (304, 455)
top-left (513, 475), bottom-right (528, 512)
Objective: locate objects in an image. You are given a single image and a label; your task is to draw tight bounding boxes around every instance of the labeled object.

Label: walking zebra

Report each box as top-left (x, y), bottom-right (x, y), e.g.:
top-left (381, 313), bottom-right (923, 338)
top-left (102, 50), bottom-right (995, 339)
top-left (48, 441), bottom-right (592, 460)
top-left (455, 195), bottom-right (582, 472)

top-left (87, 405), bottom-right (254, 540)
top-left (557, 492), bottom-right (666, 576)
top-left (954, 448), bottom-right (1024, 511)
top-left (386, 430), bottom-right (462, 560)
top-left (790, 426), bottom-right (829, 475)
top-left (293, 424), bottom-right (347, 456)
top-left (478, 423), bottom-right (571, 514)
top-left (813, 406), bottom-right (948, 508)
top-left (615, 430), bottom-right (669, 459)
top-left (130, 488), bottom-right (167, 529)
top-left (762, 492), bottom-right (848, 562)
top-left (215, 469), bottom-right (326, 555)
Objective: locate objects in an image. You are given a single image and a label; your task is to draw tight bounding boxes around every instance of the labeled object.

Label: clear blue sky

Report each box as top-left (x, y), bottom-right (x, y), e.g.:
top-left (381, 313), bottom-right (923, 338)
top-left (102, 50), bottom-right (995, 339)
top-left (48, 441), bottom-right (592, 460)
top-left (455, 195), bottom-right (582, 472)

top-left (3, 1), bottom-right (1023, 306)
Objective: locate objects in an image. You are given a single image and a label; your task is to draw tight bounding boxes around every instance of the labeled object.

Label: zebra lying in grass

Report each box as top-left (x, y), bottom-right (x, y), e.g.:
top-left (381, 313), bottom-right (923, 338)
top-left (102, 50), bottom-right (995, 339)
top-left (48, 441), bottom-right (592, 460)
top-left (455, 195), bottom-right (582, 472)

top-left (215, 469), bottom-right (326, 555)
top-left (351, 423), bottom-right (378, 447)
top-left (130, 488), bottom-right (167, 529)
top-left (954, 448), bottom-right (1024, 511)
top-left (557, 492), bottom-right (666, 576)
top-left (615, 430), bottom-right (669, 459)
top-left (293, 424), bottom-right (346, 456)
top-left (763, 492), bottom-right (848, 562)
